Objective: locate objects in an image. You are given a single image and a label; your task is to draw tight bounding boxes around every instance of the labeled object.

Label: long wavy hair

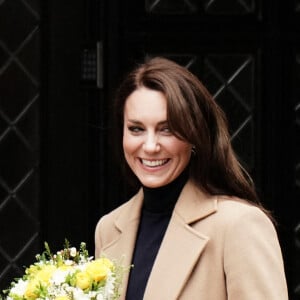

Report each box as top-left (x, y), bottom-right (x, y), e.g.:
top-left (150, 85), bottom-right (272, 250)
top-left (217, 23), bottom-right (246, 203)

top-left (113, 56), bottom-right (266, 210)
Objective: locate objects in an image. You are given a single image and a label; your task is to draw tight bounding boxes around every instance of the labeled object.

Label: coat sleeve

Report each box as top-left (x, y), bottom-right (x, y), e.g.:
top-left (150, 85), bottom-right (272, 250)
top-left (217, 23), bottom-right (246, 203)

top-left (223, 206), bottom-right (289, 300)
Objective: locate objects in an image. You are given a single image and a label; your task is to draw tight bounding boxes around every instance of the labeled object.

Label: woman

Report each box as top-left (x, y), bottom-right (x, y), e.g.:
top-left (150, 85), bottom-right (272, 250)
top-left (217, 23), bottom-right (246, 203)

top-left (95, 57), bottom-right (288, 299)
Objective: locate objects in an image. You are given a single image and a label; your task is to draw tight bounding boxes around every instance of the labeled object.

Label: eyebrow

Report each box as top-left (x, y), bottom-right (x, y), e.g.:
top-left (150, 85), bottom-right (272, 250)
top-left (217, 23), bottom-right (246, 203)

top-left (126, 119), bottom-right (168, 125)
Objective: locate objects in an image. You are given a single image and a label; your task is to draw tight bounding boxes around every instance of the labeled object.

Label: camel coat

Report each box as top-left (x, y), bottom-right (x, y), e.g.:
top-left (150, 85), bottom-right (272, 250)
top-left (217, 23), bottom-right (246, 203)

top-left (95, 180), bottom-right (288, 300)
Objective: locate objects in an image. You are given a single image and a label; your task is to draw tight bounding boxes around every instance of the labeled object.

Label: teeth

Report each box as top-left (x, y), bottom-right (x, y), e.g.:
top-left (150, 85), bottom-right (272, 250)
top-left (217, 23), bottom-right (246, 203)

top-left (142, 159), bottom-right (168, 167)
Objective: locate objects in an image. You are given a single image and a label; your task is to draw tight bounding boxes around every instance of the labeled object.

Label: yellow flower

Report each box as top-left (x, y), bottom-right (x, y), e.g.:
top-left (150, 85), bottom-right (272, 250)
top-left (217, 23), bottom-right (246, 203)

top-left (26, 265), bottom-right (40, 276)
top-left (24, 279), bottom-right (39, 299)
top-left (57, 264), bottom-right (72, 271)
top-left (85, 258), bottom-right (113, 282)
top-left (54, 296), bottom-right (69, 300)
top-left (98, 257), bottom-right (114, 270)
top-left (36, 265), bottom-right (56, 284)
top-left (75, 271), bottom-right (91, 290)
top-left (24, 265), bottom-right (56, 299)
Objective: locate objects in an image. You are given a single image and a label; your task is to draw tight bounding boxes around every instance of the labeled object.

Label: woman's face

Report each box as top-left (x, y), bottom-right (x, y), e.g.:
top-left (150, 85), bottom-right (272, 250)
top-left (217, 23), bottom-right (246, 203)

top-left (123, 87), bottom-right (192, 188)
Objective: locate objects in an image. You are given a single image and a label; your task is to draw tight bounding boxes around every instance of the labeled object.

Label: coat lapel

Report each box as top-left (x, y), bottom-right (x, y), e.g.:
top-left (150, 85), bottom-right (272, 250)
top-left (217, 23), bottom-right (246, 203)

top-left (100, 189), bottom-right (144, 299)
top-left (144, 181), bottom-right (217, 299)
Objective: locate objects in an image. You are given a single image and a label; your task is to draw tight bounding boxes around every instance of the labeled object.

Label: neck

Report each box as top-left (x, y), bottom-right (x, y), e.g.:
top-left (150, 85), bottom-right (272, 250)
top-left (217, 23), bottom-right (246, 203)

top-left (142, 170), bottom-right (189, 213)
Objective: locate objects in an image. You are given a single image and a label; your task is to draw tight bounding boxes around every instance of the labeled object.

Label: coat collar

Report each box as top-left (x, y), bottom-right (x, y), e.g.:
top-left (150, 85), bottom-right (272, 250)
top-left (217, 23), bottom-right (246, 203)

top-left (115, 180), bottom-right (217, 229)
top-left (107, 180), bottom-right (218, 299)
top-left (175, 180), bottom-right (218, 223)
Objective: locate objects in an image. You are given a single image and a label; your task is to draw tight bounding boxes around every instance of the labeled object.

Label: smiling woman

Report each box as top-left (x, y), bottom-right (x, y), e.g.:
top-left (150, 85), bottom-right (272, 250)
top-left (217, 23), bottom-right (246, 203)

top-left (123, 87), bottom-right (192, 188)
top-left (94, 57), bottom-right (288, 300)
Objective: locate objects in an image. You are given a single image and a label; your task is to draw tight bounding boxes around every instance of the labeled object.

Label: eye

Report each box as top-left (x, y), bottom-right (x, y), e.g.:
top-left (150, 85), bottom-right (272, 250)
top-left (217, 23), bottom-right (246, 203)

top-left (128, 126), bottom-right (143, 133)
top-left (160, 126), bottom-right (172, 135)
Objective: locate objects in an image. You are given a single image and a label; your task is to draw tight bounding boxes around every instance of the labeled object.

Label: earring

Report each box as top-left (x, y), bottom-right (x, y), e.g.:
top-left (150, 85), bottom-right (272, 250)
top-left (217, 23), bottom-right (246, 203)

top-left (191, 146), bottom-right (196, 155)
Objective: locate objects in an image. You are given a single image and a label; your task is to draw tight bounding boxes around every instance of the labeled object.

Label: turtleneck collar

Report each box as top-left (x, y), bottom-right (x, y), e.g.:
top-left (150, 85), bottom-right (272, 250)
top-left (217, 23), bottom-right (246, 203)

top-left (142, 169), bottom-right (189, 214)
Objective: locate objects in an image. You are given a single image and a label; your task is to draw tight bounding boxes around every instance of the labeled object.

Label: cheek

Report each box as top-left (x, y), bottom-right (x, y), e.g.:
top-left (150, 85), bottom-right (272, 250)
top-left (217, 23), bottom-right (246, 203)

top-left (172, 143), bottom-right (192, 167)
top-left (168, 139), bottom-right (192, 157)
top-left (123, 133), bottom-right (139, 156)
top-left (122, 137), bottom-right (132, 166)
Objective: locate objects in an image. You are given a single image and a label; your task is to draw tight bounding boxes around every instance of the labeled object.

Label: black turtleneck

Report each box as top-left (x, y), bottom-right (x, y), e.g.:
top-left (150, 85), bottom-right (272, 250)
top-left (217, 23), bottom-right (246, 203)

top-left (125, 170), bottom-right (189, 300)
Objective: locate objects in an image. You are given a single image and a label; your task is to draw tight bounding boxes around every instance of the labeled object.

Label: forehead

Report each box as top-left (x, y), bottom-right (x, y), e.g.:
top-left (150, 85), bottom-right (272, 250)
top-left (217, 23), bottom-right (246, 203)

top-left (124, 87), bottom-right (167, 120)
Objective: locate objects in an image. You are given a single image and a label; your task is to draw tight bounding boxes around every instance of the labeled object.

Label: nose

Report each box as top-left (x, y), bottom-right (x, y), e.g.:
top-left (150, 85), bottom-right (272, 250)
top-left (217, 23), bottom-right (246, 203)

top-left (142, 133), bottom-right (160, 152)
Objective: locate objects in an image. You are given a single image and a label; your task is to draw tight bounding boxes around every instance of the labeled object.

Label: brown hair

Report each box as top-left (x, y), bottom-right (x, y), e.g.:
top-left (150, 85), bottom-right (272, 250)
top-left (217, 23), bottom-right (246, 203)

top-left (113, 56), bottom-right (264, 208)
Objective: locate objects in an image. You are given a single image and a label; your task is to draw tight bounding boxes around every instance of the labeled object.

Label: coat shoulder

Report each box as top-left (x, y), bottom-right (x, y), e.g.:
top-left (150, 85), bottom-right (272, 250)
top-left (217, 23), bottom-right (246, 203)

top-left (95, 196), bottom-right (135, 233)
top-left (216, 196), bottom-right (272, 224)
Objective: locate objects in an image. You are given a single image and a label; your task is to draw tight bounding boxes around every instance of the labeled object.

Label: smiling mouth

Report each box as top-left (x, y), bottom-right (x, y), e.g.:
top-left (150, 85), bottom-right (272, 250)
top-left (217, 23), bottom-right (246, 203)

top-left (141, 159), bottom-right (169, 167)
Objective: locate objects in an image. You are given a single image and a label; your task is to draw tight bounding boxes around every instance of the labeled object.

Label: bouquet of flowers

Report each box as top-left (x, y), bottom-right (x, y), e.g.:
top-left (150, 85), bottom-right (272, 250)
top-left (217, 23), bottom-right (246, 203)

top-left (2, 240), bottom-right (129, 300)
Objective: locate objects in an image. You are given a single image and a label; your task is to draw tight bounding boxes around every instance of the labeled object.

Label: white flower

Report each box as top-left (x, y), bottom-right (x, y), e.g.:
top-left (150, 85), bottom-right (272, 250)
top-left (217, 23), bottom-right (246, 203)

top-left (8, 279), bottom-right (27, 296)
top-left (64, 259), bottom-right (74, 266)
top-left (72, 287), bottom-right (91, 300)
top-left (70, 247), bottom-right (77, 257)
top-left (104, 273), bottom-right (116, 298)
top-left (96, 294), bottom-right (104, 300)
top-left (51, 269), bottom-right (70, 285)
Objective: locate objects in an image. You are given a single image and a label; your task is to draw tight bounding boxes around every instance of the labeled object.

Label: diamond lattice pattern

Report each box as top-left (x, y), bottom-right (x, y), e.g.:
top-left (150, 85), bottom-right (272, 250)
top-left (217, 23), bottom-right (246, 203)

top-left (0, 0), bottom-right (41, 290)
top-left (145, 0), bottom-right (256, 14)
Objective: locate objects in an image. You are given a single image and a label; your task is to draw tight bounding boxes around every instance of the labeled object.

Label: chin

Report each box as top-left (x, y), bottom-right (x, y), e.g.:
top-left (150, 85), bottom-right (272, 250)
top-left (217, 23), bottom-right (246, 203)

top-left (140, 178), bottom-right (171, 188)
top-left (143, 183), bottom-right (162, 188)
